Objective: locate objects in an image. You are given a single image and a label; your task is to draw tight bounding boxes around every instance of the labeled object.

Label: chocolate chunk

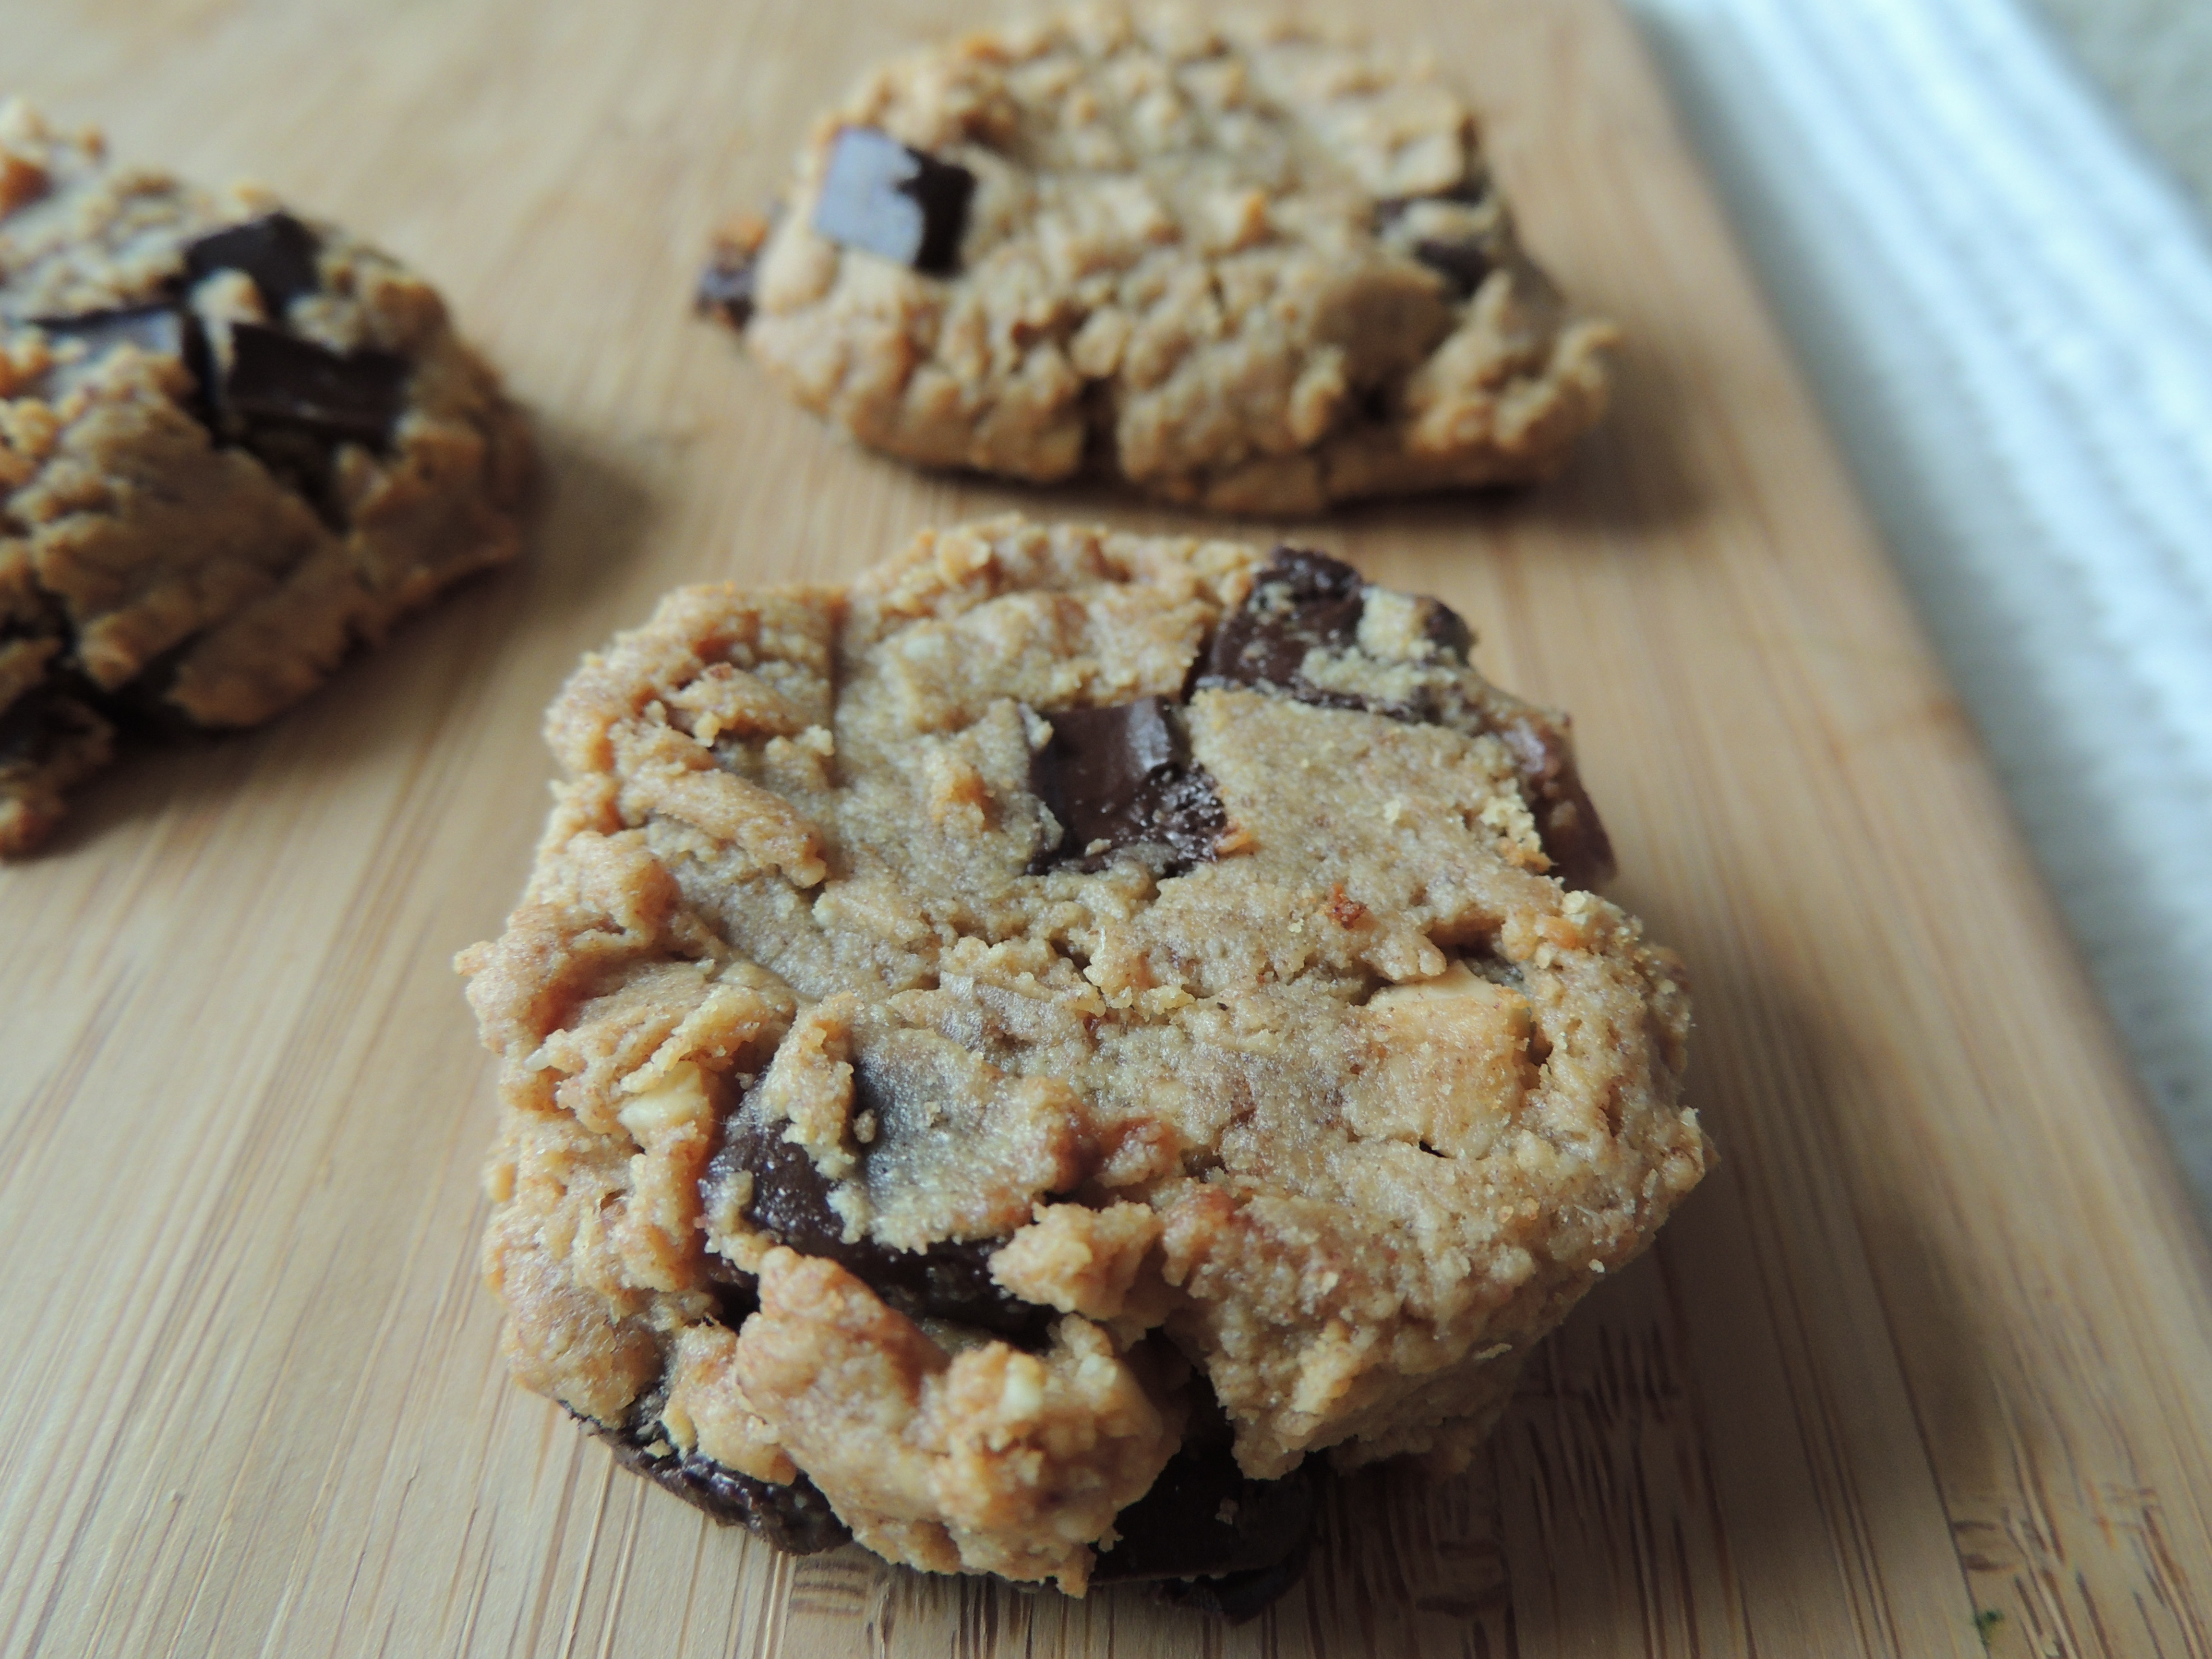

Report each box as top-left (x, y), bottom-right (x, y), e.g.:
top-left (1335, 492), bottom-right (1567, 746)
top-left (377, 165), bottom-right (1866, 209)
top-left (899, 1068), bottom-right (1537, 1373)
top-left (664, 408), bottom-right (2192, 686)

top-left (587, 1413), bottom-right (851, 1554)
top-left (1421, 597), bottom-right (1474, 661)
top-left (26, 306), bottom-right (397, 508)
top-left (720, 1109), bottom-right (851, 1259)
top-left (1029, 697), bottom-right (1226, 874)
top-left (1200, 547), bottom-right (1368, 709)
top-left (702, 1097), bottom-right (1056, 1343)
top-left (1149, 1539), bottom-right (1314, 1623)
top-left (182, 212), bottom-right (322, 310)
top-left (1497, 715), bottom-right (1615, 890)
top-left (30, 301), bottom-right (187, 361)
top-left (1092, 1446), bottom-right (1317, 1592)
top-left (1203, 549), bottom-right (1610, 888)
top-left (27, 302), bottom-right (205, 410)
top-left (179, 309), bottom-right (221, 425)
top-left (220, 322), bottom-right (408, 449)
top-left (1411, 236), bottom-right (1493, 299)
top-left (1375, 174), bottom-right (1498, 299)
top-left (696, 212), bottom-right (774, 329)
top-left (811, 126), bottom-right (974, 276)
top-left (233, 421), bottom-right (350, 529)
top-left (1093, 1391), bottom-right (1320, 1623)
top-left (91, 635), bottom-right (206, 737)
top-left (695, 247), bottom-right (760, 329)
top-left (701, 1251), bottom-right (760, 1329)
top-left (0, 687), bottom-right (105, 769)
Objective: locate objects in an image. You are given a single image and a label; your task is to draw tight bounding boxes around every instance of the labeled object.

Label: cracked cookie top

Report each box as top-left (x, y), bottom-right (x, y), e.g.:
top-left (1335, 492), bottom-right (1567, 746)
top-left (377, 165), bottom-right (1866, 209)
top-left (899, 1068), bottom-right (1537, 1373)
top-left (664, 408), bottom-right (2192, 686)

top-left (702, 5), bottom-right (1616, 512)
top-left (463, 516), bottom-right (1704, 1599)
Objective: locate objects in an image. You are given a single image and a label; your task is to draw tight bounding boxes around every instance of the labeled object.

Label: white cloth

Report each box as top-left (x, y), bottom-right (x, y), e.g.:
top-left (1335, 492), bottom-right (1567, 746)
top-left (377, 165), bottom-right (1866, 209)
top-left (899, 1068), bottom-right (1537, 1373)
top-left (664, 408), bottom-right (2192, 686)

top-left (1621, 0), bottom-right (2212, 1209)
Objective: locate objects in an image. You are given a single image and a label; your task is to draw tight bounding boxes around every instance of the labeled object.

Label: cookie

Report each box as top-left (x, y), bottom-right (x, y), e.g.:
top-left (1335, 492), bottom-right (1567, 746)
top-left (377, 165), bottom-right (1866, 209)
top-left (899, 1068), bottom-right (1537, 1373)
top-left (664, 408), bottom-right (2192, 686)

top-left (701, 7), bottom-right (1616, 513)
top-left (460, 516), bottom-right (1704, 1611)
top-left (0, 99), bottom-right (532, 856)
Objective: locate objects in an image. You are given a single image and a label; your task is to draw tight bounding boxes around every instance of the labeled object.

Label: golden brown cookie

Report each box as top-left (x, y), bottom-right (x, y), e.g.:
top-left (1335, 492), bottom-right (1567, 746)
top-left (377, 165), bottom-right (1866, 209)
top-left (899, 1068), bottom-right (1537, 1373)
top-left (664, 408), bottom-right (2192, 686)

top-left (701, 7), bottom-right (1615, 512)
top-left (461, 517), bottom-right (1704, 1615)
top-left (0, 99), bottom-right (532, 855)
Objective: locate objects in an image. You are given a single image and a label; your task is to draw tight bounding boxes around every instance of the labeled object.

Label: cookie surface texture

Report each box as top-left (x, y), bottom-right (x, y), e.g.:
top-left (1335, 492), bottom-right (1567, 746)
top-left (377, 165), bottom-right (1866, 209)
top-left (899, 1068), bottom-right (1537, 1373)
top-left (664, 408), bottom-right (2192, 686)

top-left (0, 99), bottom-right (532, 855)
top-left (707, 6), bottom-right (1616, 511)
top-left (462, 517), bottom-right (1704, 1602)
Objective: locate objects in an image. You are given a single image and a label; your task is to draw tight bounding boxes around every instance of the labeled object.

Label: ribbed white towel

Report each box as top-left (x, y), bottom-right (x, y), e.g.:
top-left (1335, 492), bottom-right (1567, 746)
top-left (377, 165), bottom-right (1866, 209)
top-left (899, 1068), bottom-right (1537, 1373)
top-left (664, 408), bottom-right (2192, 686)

top-left (1623, 0), bottom-right (2212, 1208)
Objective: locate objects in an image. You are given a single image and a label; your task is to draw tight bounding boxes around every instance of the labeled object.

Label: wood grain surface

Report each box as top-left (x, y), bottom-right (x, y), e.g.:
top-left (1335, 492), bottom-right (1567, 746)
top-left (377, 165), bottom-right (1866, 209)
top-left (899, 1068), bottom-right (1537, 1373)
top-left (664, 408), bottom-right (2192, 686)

top-left (4, 1), bottom-right (2211, 1655)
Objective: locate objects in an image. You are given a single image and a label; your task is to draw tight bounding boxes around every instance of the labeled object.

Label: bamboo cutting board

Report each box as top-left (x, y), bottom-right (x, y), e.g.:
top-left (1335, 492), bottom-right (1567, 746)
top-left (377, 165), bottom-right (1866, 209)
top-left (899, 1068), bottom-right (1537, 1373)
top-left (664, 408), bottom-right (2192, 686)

top-left (4, 0), bottom-right (2212, 1654)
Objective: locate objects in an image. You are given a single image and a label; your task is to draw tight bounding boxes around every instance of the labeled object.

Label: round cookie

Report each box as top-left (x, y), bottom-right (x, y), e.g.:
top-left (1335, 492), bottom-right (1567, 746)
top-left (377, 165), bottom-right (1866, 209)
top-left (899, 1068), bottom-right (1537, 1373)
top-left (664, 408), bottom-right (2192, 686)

top-left (699, 5), bottom-right (1617, 513)
top-left (461, 516), bottom-right (1704, 1611)
top-left (0, 98), bottom-right (532, 856)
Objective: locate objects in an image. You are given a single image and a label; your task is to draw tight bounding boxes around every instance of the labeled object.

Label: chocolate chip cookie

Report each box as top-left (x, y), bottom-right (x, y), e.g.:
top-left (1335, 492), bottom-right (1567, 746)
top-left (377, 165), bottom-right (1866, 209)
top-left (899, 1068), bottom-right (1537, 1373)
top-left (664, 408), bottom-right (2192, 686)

top-left (461, 516), bottom-right (1704, 1612)
top-left (700, 8), bottom-right (1616, 513)
top-left (0, 99), bottom-right (532, 856)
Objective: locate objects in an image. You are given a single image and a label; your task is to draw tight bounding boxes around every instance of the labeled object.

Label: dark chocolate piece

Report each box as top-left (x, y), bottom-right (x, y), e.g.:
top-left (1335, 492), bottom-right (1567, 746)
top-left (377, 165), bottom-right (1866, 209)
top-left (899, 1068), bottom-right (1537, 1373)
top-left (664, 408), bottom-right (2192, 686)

top-left (29, 301), bottom-right (187, 361)
top-left (233, 421), bottom-right (351, 529)
top-left (1029, 697), bottom-right (1226, 874)
top-left (811, 126), bottom-right (974, 276)
top-left (220, 322), bottom-right (408, 449)
top-left (1421, 596), bottom-right (1474, 661)
top-left (1148, 1539), bottom-right (1313, 1623)
top-left (1093, 1392), bottom-right (1320, 1624)
top-left (702, 1252), bottom-right (760, 1329)
top-left (0, 687), bottom-right (105, 770)
top-left (182, 212), bottom-right (322, 310)
top-left (91, 635), bottom-right (207, 737)
top-left (26, 306), bottom-right (391, 510)
top-left (696, 247), bottom-right (760, 329)
top-left (1092, 1445), bottom-right (1317, 1589)
top-left (1375, 174), bottom-right (1498, 299)
top-left (1411, 236), bottom-right (1493, 299)
top-left (179, 308), bottom-right (221, 427)
top-left (1202, 547), bottom-right (1610, 887)
top-left (27, 302), bottom-right (205, 411)
top-left (586, 1413), bottom-right (851, 1554)
top-left (702, 1099), bottom-right (1056, 1343)
top-left (1496, 714), bottom-right (1614, 890)
top-left (1200, 546), bottom-right (1369, 709)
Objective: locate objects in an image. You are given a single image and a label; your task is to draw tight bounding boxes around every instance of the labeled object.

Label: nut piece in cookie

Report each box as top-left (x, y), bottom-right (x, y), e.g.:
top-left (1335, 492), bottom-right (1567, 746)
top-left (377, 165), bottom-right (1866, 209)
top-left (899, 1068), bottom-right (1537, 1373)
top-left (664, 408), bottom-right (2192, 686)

top-left (703, 8), bottom-right (1617, 510)
top-left (0, 98), bottom-right (533, 856)
top-left (461, 517), bottom-right (1705, 1615)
